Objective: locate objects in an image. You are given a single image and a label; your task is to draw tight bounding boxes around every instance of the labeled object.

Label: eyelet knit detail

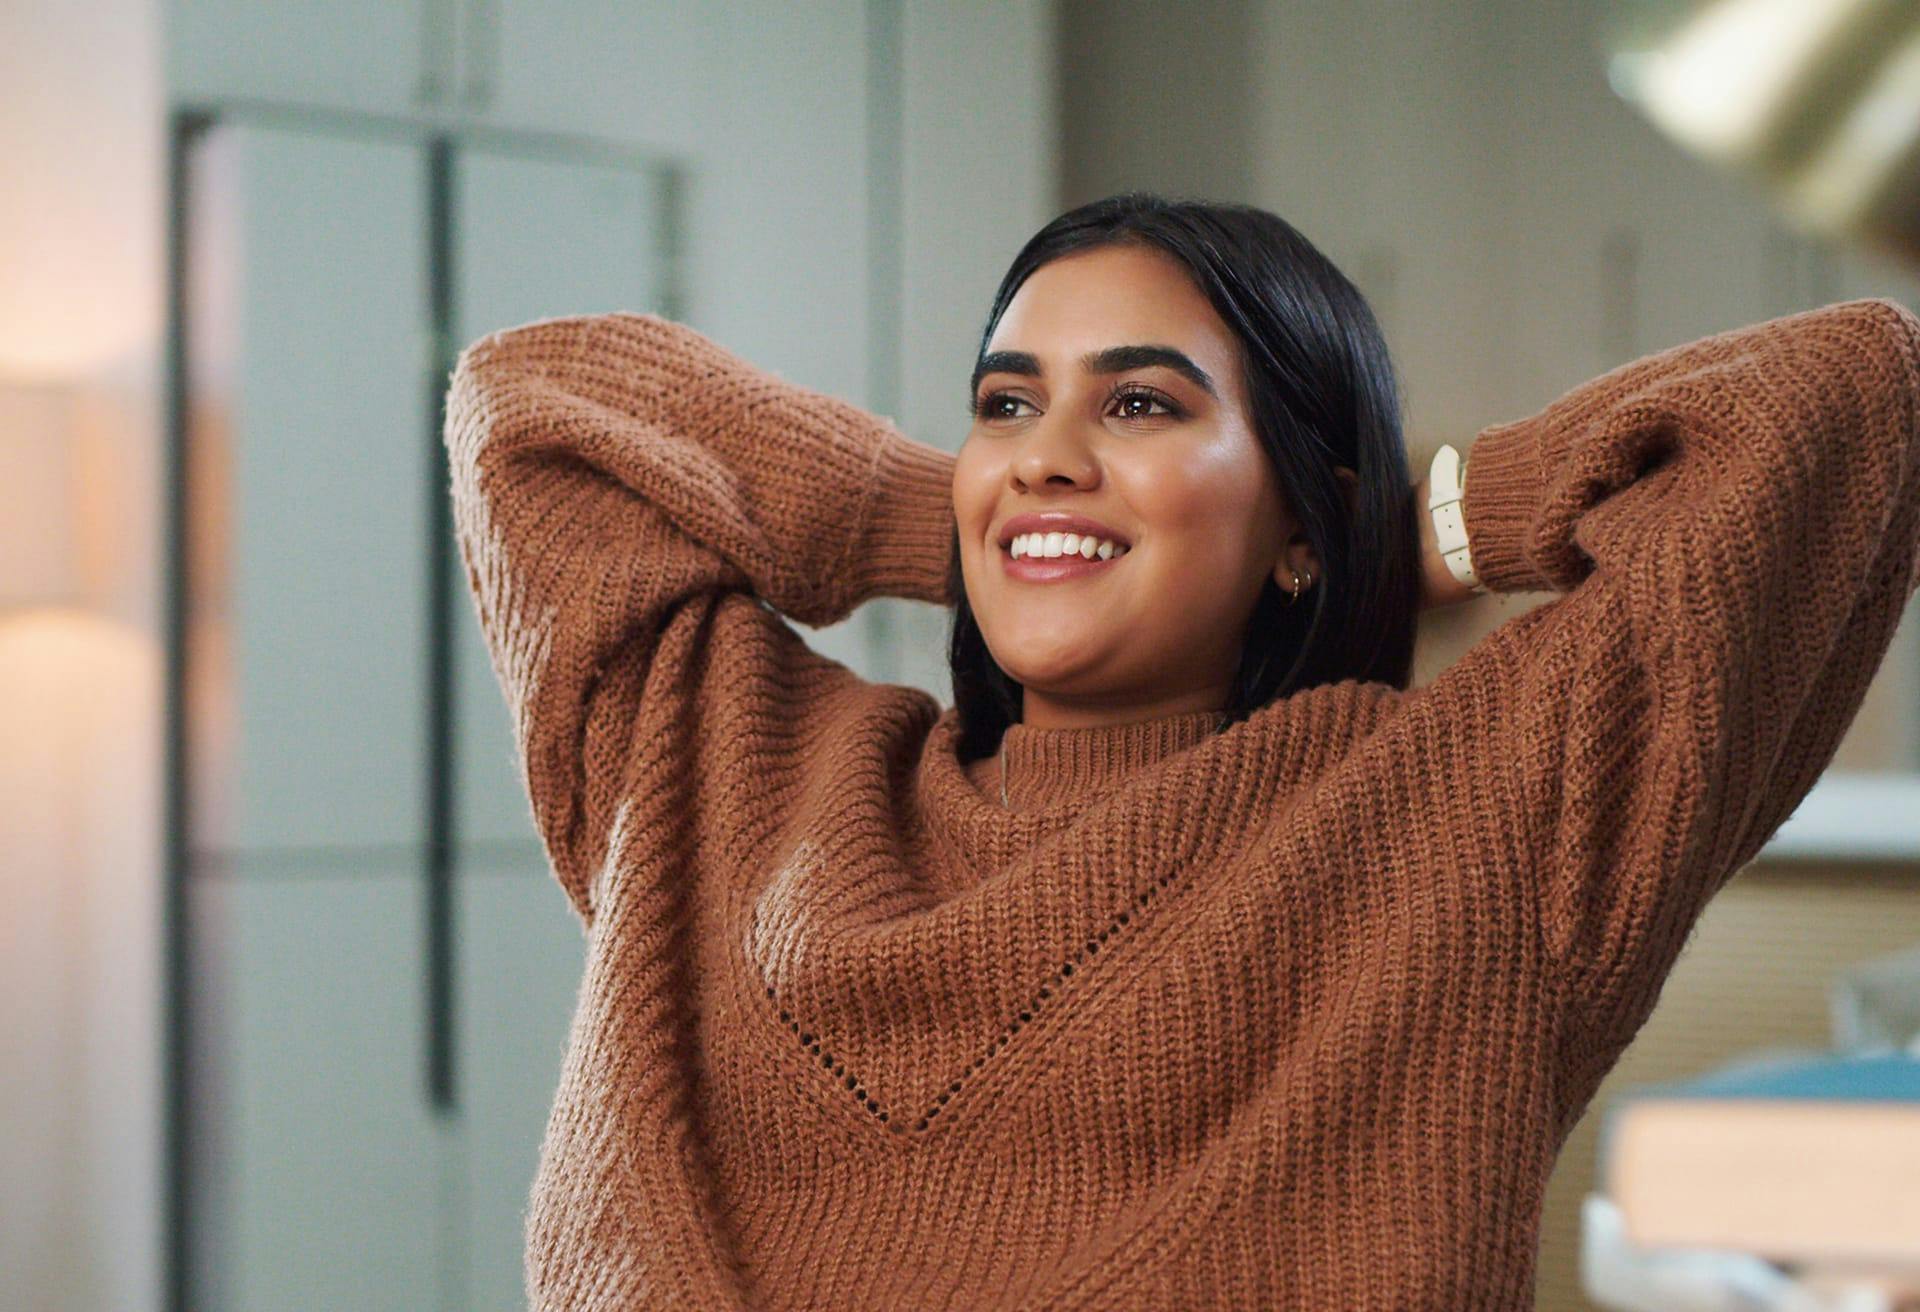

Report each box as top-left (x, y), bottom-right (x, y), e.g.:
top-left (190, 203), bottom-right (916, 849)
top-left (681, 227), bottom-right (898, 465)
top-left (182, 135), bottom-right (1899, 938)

top-left (750, 709), bottom-right (1227, 1137)
top-left (763, 870), bottom-right (1176, 1135)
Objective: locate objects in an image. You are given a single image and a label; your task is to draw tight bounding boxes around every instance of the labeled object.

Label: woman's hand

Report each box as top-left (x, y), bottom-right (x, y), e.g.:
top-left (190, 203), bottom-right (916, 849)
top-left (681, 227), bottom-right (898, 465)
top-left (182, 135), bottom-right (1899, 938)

top-left (1414, 473), bottom-right (1483, 612)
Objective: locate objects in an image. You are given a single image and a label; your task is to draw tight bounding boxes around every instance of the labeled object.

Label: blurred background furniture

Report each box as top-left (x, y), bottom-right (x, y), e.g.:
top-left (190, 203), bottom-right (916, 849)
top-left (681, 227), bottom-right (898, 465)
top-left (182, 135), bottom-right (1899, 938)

top-left (1581, 946), bottom-right (1920, 1312)
top-left (1581, 1191), bottom-right (1920, 1312)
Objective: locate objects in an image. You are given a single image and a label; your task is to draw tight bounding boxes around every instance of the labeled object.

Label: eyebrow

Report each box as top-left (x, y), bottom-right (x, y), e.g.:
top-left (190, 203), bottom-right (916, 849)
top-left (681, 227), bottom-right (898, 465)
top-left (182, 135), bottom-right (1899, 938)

top-left (969, 344), bottom-right (1220, 404)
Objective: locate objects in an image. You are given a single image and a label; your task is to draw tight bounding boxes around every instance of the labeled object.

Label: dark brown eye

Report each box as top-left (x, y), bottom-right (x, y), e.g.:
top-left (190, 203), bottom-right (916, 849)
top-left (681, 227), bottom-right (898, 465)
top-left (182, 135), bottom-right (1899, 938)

top-left (1112, 386), bottom-right (1181, 420)
top-left (972, 391), bottom-right (1033, 421)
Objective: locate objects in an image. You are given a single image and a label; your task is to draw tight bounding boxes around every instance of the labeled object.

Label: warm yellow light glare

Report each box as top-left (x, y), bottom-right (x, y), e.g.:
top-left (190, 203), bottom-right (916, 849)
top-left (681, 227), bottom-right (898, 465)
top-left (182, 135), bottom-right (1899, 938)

top-left (1777, 32), bottom-right (1920, 233)
top-left (1631, 0), bottom-right (1885, 165)
top-left (0, 385), bottom-right (82, 610)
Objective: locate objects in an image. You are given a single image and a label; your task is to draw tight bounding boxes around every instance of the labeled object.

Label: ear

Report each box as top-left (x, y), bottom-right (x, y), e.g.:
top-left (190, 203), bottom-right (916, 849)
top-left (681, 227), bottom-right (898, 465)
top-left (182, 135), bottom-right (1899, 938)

top-left (1269, 465), bottom-right (1357, 592)
top-left (1271, 540), bottom-right (1318, 593)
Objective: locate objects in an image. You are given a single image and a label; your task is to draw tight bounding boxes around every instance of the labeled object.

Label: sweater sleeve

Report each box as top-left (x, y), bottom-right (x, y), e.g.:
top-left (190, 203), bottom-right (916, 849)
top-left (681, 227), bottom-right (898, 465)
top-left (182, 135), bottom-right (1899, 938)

top-left (1455, 296), bottom-right (1920, 1078)
top-left (442, 311), bottom-right (956, 922)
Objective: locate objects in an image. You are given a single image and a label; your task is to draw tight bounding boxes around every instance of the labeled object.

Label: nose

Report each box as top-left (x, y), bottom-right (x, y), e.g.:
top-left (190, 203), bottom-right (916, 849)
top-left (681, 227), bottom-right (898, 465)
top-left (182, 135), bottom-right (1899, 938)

top-left (1009, 414), bottom-right (1101, 492)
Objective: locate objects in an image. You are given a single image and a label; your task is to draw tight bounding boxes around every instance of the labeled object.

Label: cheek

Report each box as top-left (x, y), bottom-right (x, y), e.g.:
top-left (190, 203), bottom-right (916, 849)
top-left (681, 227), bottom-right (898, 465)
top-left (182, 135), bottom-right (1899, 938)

top-left (950, 449), bottom-right (1006, 595)
top-left (1118, 440), bottom-right (1269, 553)
top-left (1113, 452), bottom-right (1281, 626)
top-left (948, 456), bottom-right (992, 553)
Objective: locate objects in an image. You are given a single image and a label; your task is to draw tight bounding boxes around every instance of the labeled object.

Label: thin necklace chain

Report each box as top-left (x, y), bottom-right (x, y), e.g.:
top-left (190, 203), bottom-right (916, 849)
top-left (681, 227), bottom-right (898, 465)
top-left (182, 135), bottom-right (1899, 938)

top-left (999, 738), bottom-right (1008, 808)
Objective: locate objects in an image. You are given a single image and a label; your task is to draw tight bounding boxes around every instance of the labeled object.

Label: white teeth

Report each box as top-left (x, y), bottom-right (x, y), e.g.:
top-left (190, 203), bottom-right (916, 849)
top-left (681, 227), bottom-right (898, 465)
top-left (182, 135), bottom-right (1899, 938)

top-left (1007, 531), bottom-right (1130, 560)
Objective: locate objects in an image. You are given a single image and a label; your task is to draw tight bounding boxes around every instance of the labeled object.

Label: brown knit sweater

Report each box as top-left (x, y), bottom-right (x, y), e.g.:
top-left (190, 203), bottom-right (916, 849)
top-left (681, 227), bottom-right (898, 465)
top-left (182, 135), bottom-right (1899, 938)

top-left (442, 297), bottom-right (1920, 1310)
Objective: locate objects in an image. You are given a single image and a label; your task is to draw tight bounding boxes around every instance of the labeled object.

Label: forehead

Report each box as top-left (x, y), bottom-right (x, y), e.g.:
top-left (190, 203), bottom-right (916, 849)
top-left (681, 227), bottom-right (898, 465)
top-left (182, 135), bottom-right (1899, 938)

top-left (985, 245), bottom-right (1241, 391)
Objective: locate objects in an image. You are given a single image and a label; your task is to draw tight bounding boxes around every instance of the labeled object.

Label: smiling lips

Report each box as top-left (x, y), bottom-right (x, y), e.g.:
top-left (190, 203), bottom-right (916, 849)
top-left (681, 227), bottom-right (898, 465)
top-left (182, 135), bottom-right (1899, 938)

top-left (1008, 530), bottom-right (1129, 561)
top-left (999, 530), bottom-right (1130, 581)
top-left (994, 514), bottom-right (1133, 581)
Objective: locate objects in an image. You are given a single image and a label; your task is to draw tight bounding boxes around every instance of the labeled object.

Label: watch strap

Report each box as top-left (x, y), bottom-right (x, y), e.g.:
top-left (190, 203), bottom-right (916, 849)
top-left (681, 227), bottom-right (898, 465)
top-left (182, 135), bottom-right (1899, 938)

top-left (1426, 442), bottom-right (1485, 593)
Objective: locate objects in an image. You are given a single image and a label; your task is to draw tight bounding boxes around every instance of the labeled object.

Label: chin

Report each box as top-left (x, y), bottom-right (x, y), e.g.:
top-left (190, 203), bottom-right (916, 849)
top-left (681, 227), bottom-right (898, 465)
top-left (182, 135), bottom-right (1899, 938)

top-left (984, 639), bottom-right (1108, 692)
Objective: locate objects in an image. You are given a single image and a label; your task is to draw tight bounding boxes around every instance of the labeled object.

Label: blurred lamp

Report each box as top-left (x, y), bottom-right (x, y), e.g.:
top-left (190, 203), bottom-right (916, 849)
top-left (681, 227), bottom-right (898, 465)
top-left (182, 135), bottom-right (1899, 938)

top-left (1607, 0), bottom-right (1920, 262)
top-left (0, 382), bottom-right (84, 612)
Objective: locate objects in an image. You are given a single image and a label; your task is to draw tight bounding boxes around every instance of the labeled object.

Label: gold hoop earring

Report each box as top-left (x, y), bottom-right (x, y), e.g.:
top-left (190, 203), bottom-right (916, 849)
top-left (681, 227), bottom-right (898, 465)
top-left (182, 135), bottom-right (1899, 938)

top-left (1286, 566), bottom-right (1315, 605)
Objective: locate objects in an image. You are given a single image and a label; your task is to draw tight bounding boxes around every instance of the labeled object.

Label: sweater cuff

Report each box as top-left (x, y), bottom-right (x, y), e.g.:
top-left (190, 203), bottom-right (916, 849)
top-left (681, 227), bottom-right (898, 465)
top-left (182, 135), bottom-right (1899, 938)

top-left (834, 428), bottom-right (958, 610)
top-left (1460, 415), bottom-right (1555, 593)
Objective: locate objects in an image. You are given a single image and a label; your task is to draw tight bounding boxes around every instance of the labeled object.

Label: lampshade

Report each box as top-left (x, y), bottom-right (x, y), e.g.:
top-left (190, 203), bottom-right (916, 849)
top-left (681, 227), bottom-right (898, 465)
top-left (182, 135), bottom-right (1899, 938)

top-left (0, 381), bottom-right (83, 610)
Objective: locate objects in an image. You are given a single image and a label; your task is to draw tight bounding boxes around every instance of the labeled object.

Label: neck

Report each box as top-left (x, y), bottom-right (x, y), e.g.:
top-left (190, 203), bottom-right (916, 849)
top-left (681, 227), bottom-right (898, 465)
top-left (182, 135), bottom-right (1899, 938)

top-left (1014, 683), bottom-right (1232, 732)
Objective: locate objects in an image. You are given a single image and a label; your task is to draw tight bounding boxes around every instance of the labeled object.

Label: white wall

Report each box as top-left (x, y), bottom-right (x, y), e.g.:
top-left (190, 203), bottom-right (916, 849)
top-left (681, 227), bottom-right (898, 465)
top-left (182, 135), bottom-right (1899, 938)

top-left (0, 3), bottom-right (168, 1311)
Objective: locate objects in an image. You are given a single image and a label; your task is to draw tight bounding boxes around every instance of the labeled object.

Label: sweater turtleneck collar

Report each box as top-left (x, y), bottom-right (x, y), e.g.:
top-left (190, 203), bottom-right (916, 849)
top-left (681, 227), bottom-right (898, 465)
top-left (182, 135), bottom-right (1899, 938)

top-left (973, 708), bottom-right (1230, 812)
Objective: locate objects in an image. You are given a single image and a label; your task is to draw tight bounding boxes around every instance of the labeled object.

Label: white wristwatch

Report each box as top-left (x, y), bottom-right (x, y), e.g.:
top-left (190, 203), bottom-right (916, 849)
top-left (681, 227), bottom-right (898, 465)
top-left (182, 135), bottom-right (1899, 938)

top-left (1426, 443), bottom-right (1486, 594)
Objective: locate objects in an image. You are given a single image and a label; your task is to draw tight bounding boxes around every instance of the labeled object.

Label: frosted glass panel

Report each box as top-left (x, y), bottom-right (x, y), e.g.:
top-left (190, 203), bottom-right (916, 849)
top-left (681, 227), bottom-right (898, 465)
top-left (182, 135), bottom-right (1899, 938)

top-left (455, 148), bottom-right (671, 328)
top-left (453, 862), bottom-right (589, 1310)
top-left (185, 122), bottom-right (433, 855)
top-left (189, 857), bottom-right (447, 1312)
top-left (168, 0), bottom-right (433, 112)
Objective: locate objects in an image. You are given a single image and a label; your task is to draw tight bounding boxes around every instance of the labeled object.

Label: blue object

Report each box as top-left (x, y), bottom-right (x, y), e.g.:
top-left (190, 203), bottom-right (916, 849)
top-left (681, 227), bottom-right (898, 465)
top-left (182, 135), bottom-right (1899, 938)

top-left (1597, 1050), bottom-right (1920, 1170)
top-left (1625, 1050), bottom-right (1920, 1103)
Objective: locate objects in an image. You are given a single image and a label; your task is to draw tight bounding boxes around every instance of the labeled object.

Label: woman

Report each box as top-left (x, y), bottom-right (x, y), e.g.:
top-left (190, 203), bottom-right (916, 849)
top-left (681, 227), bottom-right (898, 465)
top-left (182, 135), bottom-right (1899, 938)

top-left (443, 192), bottom-right (1920, 1310)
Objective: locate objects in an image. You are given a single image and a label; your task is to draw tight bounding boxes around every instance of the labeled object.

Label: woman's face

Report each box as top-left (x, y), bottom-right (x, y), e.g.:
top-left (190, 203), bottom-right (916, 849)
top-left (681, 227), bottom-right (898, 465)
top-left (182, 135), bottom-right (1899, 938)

top-left (953, 243), bottom-right (1320, 726)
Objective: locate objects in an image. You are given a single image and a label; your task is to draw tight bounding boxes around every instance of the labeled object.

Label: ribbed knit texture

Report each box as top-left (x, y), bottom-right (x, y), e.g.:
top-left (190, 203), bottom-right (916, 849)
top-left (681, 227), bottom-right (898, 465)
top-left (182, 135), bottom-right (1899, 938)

top-left (442, 300), bottom-right (1920, 1310)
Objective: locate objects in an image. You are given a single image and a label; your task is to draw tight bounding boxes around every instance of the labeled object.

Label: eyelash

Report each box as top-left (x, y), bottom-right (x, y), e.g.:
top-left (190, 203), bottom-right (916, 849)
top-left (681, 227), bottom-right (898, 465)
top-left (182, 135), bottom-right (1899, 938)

top-left (969, 384), bottom-right (1184, 423)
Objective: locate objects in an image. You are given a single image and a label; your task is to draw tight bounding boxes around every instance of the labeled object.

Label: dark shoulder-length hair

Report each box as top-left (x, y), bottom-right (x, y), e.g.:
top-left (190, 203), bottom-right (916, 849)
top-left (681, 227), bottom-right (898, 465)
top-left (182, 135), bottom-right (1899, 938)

top-left (945, 190), bottom-right (1421, 764)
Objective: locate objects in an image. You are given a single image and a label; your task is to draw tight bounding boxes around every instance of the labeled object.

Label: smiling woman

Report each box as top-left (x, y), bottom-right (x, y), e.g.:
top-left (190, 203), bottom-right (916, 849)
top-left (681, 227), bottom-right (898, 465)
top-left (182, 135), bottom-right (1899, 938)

top-left (944, 195), bottom-right (1419, 761)
top-left (443, 187), bottom-right (1920, 1308)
